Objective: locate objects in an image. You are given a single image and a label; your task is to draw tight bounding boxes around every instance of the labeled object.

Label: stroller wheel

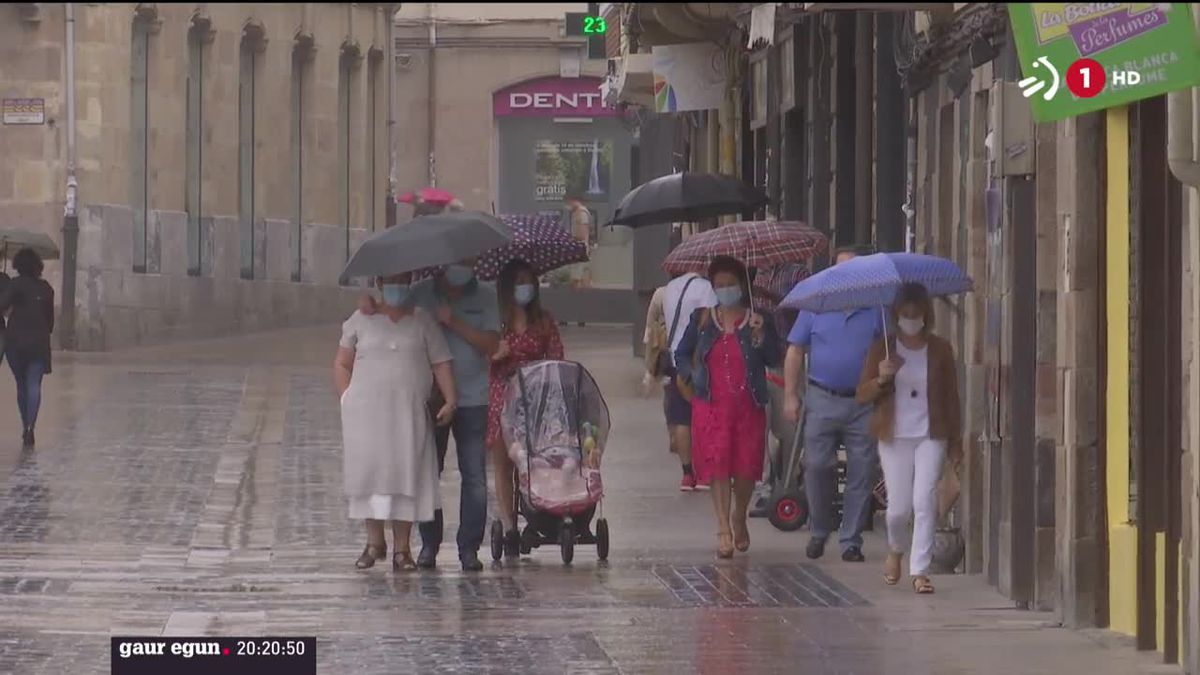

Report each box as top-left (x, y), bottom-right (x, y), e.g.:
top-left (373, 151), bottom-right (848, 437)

top-left (767, 488), bottom-right (809, 532)
top-left (520, 524), bottom-right (536, 554)
top-left (595, 518), bottom-right (609, 561)
top-left (559, 523), bottom-right (575, 564)
top-left (489, 520), bottom-right (504, 562)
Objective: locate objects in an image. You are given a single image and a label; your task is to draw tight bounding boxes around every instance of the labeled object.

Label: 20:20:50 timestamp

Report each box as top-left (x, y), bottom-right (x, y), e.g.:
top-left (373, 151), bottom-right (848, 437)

top-left (236, 640), bottom-right (308, 657)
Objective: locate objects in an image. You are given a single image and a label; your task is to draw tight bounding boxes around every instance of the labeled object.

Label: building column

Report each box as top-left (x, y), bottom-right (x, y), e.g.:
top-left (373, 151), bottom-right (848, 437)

top-left (1053, 110), bottom-right (1106, 629)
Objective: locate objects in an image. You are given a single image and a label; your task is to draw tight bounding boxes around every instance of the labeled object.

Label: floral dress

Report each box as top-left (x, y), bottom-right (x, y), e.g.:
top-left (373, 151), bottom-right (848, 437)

top-left (690, 323), bottom-right (767, 483)
top-left (487, 317), bottom-right (565, 447)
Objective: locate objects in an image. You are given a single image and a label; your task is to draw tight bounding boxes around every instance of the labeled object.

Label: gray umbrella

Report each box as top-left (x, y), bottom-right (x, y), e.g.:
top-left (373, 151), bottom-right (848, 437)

top-left (0, 229), bottom-right (60, 261)
top-left (342, 211), bottom-right (513, 279)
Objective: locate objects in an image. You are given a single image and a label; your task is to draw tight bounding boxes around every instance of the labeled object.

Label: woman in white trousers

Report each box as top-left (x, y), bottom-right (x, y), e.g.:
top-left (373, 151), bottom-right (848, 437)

top-left (856, 283), bottom-right (962, 594)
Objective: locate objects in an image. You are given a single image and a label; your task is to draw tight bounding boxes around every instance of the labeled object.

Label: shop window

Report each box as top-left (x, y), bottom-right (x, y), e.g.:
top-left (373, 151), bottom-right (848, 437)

top-left (338, 45), bottom-right (361, 266)
top-left (751, 54), bottom-right (768, 130)
top-left (290, 38), bottom-right (313, 282)
top-left (238, 27), bottom-right (263, 280)
top-left (366, 49), bottom-right (383, 231)
top-left (186, 18), bottom-right (211, 277)
top-left (131, 16), bottom-right (151, 273)
top-left (779, 34), bottom-right (795, 112)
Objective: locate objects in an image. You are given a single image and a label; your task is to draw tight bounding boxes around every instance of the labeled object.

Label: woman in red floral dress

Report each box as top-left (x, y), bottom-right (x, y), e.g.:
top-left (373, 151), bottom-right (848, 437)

top-left (675, 256), bottom-right (782, 558)
top-left (488, 259), bottom-right (564, 558)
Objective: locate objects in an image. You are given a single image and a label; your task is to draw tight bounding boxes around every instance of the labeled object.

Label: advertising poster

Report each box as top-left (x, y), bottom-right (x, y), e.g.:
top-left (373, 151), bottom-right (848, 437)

top-left (1009, 3), bottom-right (1200, 121)
top-left (533, 140), bottom-right (613, 202)
top-left (652, 43), bottom-right (727, 113)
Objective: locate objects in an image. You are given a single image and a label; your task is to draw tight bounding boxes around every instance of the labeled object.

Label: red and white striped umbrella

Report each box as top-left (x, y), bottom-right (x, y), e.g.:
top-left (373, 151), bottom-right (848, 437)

top-left (661, 220), bottom-right (828, 277)
top-left (750, 263), bottom-right (811, 311)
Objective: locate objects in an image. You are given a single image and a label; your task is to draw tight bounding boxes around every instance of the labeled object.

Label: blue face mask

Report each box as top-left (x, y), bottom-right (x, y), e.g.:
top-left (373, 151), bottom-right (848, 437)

top-left (514, 284), bottom-right (536, 307)
top-left (381, 283), bottom-right (410, 307)
top-left (445, 264), bottom-right (475, 287)
top-left (714, 286), bottom-right (743, 308)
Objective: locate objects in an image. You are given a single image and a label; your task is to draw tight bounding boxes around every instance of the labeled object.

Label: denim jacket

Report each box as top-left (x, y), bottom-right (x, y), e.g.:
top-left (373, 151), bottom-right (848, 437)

top-left (674, 308), bottom-right (783, 407)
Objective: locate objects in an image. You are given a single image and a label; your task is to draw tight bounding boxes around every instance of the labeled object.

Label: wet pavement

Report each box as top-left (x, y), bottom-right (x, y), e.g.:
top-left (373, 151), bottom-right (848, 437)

top-left (0, 325), bottom-right (1176, 674)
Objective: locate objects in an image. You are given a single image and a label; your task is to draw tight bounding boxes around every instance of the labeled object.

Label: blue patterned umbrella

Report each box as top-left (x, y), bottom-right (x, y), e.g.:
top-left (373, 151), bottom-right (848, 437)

top-left (780, 252), bottom-right (973, 314)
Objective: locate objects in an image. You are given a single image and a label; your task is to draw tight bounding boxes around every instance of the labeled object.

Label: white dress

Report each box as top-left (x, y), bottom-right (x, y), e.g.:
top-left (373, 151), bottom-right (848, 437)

top-left (339, 308), bottom-right (452, 522)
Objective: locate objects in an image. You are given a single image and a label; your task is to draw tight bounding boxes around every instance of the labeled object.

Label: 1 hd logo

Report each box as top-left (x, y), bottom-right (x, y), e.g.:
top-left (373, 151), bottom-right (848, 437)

top-left (1023, 57), bottom-right (1142, 101)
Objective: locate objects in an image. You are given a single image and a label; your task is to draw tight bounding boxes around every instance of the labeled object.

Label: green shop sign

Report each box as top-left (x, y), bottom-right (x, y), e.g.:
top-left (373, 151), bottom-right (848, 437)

top-left (1009, 3), bottom-right (1200, 122)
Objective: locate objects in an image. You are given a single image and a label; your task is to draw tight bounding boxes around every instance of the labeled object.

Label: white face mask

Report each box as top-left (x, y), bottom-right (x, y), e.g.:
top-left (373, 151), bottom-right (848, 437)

top-left (897, 317), bottom-right (924, 336)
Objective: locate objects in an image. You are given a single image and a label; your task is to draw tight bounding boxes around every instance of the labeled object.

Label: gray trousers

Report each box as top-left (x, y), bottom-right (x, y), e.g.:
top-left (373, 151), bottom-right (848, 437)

top-left (802, 385), bottom-right (877, 550)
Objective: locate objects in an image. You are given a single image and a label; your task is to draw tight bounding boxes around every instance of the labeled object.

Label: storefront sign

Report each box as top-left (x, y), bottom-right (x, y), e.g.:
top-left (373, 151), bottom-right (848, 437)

top-left (493, 76), bottom-right (615, 118)
top-left (652, 43), bottom-right (727, 113)
top-left (1010, 3), bottom-right (1200, 122)
top-left (2, 98), bottom-right (45, 125)
top-left (533, 140), bottom-right (612, 202)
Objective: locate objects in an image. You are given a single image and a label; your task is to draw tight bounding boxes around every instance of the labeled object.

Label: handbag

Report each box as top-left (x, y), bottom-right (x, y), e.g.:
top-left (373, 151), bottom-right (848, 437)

top-left (654, 277), bottom-right (698, 379)
top-left (645, 320), bottom-right (670, 378)
top-left (674, 309), bottom-right (711, 402)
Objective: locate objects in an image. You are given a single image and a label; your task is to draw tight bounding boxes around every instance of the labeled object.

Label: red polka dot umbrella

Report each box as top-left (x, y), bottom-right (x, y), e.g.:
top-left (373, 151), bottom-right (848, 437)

top-left (411, 213), bottom-right (588, 282)
top-left (474, 213), bottom-right (588, 281)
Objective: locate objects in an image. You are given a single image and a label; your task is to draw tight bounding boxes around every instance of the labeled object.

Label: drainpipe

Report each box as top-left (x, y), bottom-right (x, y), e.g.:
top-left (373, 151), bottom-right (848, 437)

top-left (426, 2), bottom-right (437, 187)
top-left (1167, 4), bottom-right (1200, 187)
top-left (902, 96), bottom-right (917, 253)
top-left (60, 2), bottom-right (80, 350)
top-left (386, 3), bottom-right (399, 228)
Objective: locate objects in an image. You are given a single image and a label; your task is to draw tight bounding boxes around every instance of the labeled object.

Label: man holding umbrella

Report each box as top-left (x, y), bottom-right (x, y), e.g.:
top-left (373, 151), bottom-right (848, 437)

top-left (782, 246), bottom-right (884, 563)
top-left (349, 210), bottom-right (509, 573)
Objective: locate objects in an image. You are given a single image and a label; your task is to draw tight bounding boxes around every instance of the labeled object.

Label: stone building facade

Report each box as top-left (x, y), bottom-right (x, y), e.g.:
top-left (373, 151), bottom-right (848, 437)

top-left (613, 3), bottom-right (1199, 670)
top-left (0, 3), bottom-right (396, 350)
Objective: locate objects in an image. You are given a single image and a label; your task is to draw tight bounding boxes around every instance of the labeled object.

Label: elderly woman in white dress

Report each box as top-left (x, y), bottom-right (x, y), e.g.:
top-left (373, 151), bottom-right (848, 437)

top-left (335, 272), bottom-right (457, 571)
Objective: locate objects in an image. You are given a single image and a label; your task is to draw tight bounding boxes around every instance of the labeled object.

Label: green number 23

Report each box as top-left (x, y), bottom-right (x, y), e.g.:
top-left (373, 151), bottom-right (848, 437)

top-left (583, 16), bottom-right (607, 35)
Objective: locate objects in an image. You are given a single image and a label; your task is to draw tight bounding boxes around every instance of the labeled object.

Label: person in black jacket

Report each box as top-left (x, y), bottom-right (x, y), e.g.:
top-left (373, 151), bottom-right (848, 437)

top-left (0, 268), bottom-right (9, 368)
top-left (0, 248), bottom-right (54, 449)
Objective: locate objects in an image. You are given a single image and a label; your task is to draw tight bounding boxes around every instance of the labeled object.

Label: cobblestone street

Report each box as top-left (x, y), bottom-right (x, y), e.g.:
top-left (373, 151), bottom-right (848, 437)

top-left (0, 326), bottom-right (1174, 674)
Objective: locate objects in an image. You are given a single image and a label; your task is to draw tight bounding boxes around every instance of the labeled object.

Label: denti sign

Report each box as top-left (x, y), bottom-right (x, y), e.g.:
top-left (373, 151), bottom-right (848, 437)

top-left (1009, 3), bottom-right (1200, 122)
top-left (493, 76), bottom-right (616, 118)
top-left (508, 91), bottom-right (603, 110)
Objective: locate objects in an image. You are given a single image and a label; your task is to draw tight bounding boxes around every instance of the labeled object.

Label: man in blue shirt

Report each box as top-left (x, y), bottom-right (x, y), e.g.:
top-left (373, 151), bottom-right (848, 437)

top-left (783, 246), bottom-right (883, 563)
top-left (360, 258), bottom-right (500, 572)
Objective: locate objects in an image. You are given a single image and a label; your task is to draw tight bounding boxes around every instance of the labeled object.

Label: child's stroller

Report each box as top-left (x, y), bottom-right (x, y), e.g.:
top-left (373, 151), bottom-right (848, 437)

top-left (492, 360), bottom-right (611, 564)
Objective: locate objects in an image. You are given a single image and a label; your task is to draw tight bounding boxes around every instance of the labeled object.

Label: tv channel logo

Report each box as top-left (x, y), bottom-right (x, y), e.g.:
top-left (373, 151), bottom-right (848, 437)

top-left (1020, 56), bottom-right (1060, 100)
top-left (1023, 57), bottom-right (1142, 101)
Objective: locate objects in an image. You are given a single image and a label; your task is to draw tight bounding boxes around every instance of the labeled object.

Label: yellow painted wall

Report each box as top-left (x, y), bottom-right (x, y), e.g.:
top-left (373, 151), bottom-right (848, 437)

top-left (1104, 105), bottom-right (1185, 657)
top-left (1105, 106), bottom-right (1138, 637)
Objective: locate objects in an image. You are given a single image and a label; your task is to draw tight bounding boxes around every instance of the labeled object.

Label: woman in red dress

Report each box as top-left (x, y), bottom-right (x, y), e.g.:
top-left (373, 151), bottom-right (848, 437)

top-left (675, 256), bottom-right (782, 558)
top-left (488, 259), bottom-right (564, 558)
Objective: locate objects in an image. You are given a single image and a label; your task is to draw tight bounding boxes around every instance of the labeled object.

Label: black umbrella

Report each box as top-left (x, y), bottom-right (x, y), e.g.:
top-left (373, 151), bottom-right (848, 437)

top-left (342, 211), bottom-right (513, 279)
top-left (609, 172), bottom-right (768, 228)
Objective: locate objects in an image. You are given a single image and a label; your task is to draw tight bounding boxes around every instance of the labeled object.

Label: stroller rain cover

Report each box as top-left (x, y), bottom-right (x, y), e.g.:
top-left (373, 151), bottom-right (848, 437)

top-left (500, 360), bottom-right (610, 515)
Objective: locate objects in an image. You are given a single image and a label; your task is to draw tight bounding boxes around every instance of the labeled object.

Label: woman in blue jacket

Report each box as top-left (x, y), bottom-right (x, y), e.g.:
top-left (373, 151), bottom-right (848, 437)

top-left (676, 255), bottom-right (782, 558)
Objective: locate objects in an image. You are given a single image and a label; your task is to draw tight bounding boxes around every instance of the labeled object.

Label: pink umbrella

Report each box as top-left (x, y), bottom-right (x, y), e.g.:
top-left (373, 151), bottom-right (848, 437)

top-left (397, 187), bottom-right (457, 206)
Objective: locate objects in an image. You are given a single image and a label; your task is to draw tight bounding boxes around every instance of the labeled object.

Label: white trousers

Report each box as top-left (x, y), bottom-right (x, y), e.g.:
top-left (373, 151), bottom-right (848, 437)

top-left (879, 437), bottom-right (946, 576)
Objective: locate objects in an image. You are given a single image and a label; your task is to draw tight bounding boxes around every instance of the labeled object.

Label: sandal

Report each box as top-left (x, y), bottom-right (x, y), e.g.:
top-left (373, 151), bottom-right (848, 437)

top-left (392, 550), bottom-right (418, 572)
top-left (732, 516), bottom-right (750, 553)
top-left (716, 532), bottom-right (734, 559)
top-left (912, 576), bottom-right (935, 594)
top-left (355, 543), bottom-right (387, 569)
top-left (884, 552), bottom-right (903, 585)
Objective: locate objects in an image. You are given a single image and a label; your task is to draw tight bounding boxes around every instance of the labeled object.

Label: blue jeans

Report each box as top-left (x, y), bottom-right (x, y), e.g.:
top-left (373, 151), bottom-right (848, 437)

top-left (7, 351), bottom-right (46, 431)
top-left (802, 386), bottom-right (877, 550)
top-left (419, 405), bottom-right (489, 557)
